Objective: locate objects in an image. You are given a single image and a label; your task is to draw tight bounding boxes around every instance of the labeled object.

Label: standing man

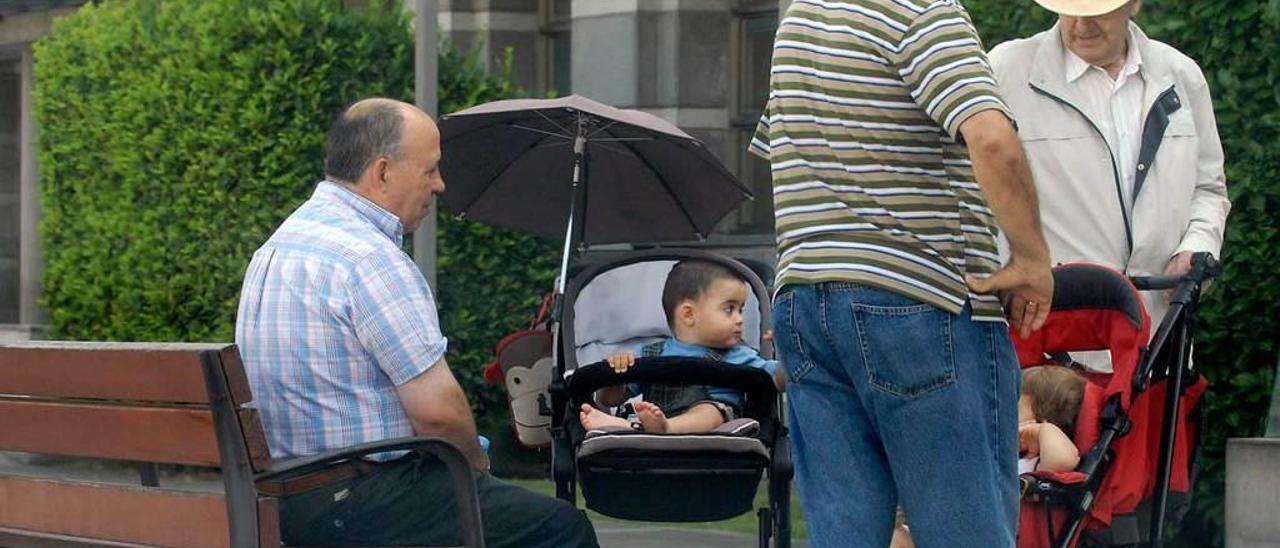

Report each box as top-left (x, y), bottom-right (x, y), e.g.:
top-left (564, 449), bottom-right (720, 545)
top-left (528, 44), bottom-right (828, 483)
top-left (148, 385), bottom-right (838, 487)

top-left (235, 98), bottom-right (598, 548)
top-left (751, 1), bottom-right (1054, 546)
top-left (989, 0), bottom-right (1230, 350)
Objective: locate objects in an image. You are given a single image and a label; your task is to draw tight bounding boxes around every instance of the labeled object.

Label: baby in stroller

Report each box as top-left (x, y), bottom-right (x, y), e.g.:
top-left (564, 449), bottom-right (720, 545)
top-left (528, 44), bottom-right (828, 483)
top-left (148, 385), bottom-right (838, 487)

top-left (895, 365), bottom-right (1088, 547)
top-left (1019, 365), bottom-right (1087, 474)
top-left (578, 259), bottom-right (781, 434)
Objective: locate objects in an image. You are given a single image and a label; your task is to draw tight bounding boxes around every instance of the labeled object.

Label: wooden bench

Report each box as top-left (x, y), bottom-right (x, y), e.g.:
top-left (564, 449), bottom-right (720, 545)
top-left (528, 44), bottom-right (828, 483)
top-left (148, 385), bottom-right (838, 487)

top-left (0, 341), bottom-right (484, 547)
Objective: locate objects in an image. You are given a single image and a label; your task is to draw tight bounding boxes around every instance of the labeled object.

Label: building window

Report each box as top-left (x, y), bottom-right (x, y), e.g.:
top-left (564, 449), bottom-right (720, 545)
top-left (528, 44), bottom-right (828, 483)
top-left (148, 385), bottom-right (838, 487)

top-left (0, 56), bottom-right (20, 323)
top-left (721, 1), bottom-right (778, 237)
top-left (539, 0), bottom-right (571, 96)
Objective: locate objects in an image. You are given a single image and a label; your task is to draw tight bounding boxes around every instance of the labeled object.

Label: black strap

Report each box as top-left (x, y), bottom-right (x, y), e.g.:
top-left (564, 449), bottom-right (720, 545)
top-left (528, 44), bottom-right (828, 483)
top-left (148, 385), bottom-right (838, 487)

top-left (1132, 86), bottom-right (1182, 202)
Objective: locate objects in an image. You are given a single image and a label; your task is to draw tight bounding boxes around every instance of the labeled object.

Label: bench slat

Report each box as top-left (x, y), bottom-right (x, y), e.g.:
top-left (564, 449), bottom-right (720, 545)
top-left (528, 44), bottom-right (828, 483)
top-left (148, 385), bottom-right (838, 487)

top-left (0, 526), bottom-right (150, 547)
top-left (0, 399), bottom-right (221, 466)
top-left (0, 475), bottom-right (230, 547)
top-left (218, 345), bottom-right (255, 406)
top-left (239, 408), bottom-right (274, 473)
top-left (0, 343), bottom-right (245, 404)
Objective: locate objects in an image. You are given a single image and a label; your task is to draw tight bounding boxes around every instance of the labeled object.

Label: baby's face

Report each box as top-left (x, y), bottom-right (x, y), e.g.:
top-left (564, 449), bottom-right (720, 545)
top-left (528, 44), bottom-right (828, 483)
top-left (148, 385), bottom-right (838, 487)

top-left (687, 278), bottom-right (749, 348)
top-left (1018, 395), bottom-right (1035, 424)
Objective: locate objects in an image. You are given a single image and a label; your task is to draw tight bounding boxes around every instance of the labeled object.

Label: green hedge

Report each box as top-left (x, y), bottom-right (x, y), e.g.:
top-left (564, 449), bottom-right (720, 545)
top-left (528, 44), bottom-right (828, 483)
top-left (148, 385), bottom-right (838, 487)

top-left (34, 0), bottom-right (415, 342)
top-left (965, 2), bottom-right (1280, 545)
top-left (33, 0), bottom-right (553, 426)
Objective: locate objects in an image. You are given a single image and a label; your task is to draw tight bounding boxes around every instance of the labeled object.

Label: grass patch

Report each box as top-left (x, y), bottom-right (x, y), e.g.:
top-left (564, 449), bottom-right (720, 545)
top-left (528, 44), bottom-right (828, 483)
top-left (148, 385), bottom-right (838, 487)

top-left (505, 477), bottom-right (807, 539)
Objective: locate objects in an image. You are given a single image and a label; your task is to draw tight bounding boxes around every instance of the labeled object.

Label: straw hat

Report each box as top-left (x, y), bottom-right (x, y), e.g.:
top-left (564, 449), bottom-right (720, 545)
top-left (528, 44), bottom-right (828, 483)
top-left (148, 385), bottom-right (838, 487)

top-left (1033, 0), bottom-right (1131, 16)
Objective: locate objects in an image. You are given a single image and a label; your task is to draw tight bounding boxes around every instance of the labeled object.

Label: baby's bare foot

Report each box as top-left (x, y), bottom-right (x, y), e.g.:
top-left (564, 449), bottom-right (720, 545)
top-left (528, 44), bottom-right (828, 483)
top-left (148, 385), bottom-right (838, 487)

top-left (635, 401), bottom-right (669, 433)
top-left (580, 403), bottom-right (631, 430)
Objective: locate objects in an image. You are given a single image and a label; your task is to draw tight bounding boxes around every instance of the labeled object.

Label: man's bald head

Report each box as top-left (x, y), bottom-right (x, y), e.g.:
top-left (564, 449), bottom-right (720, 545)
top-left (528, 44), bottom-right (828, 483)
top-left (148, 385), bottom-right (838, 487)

top-left (324, 98), bottom-right (432, 184)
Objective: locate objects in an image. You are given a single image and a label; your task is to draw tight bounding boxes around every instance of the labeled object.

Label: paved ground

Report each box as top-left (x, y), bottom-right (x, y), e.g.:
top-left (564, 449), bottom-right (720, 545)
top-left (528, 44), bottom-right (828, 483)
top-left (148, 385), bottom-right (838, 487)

top-left (595, 525), bottom-right (797, 547)
top-left (0, 453), bottom-right (804, 547)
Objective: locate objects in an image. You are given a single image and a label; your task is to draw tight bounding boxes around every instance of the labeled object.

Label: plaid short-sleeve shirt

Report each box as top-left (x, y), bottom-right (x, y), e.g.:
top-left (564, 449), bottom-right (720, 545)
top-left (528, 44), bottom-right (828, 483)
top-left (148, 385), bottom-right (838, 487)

top-left (235, 181), bottom-right (448, 460)
top-left (751, 0), bottom-right (1010, 321)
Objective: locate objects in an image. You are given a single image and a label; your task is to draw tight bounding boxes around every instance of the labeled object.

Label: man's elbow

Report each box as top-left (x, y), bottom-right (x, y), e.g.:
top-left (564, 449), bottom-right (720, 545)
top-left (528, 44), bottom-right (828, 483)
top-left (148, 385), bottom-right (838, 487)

top-left (961, 111), bottom-right (1023, 165)
top-left (408, 403), bottom-right (471, 436)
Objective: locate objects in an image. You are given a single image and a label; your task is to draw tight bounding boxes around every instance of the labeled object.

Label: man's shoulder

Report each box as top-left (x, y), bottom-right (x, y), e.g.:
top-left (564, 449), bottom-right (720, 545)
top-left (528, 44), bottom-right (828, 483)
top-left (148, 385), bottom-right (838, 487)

top-left (988, 31), bottom-right (1052, 75)
top-left (274, 201), bottom-right (396, 261)
top-left (1143, 36), bottom-right (1210, 88)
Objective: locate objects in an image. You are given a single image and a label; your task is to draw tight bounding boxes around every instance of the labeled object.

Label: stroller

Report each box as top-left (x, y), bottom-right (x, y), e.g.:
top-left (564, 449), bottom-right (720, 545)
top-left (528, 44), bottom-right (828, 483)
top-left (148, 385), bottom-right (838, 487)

top-left (541, 248), bottom-right (793, 548)
top-left (1013, 254), bottom-right (1219, 548)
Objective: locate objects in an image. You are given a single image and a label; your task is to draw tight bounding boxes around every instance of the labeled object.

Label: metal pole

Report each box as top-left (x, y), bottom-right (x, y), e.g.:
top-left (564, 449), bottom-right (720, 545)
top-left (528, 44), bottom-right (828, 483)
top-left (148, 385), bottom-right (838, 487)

top-left (18, 46), bottom-right (44, 326)
top-left (1150, 289), bottom-right (1196, 547)
top-left (414, 0), bottom-right (439, 289)
top-left (556, 123), bottom-right (586, 296)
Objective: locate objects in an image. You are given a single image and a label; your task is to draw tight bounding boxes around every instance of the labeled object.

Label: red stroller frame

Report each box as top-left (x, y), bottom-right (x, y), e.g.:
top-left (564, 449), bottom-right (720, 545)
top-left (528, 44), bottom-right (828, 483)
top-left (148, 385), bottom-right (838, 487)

top-left (1013, 253), bottom-right (1219, 548)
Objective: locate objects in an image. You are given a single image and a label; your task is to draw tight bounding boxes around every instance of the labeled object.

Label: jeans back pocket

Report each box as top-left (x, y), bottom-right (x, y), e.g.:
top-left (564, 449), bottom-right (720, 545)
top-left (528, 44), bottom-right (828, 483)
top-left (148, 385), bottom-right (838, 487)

top-left (851, 301), bottom-right (955, 399)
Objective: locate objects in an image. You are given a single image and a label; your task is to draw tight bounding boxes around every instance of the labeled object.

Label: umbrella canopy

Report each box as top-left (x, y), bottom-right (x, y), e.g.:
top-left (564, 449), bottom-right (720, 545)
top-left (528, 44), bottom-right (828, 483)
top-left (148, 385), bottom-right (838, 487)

top-left (439, 95), bottom-right (753, 247)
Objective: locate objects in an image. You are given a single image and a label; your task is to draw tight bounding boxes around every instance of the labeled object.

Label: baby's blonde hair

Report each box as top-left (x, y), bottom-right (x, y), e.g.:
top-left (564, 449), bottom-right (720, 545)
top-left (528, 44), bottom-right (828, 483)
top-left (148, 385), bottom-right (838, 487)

top-left (1022, 366), bottom-right (1087, 435)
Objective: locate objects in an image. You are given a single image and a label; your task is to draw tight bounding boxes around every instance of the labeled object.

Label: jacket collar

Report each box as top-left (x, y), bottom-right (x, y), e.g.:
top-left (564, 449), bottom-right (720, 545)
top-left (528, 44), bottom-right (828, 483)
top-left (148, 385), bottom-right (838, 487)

top-left (1029, 21), bottom-right (1175, 115)
top-left (1063, 27), bottom-right (1143, 85)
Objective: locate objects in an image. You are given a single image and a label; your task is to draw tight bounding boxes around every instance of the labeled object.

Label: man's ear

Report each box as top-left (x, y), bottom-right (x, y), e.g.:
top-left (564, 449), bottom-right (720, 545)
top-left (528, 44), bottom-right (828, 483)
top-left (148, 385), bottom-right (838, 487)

top-left (374, 157), bottom-right (391, 189)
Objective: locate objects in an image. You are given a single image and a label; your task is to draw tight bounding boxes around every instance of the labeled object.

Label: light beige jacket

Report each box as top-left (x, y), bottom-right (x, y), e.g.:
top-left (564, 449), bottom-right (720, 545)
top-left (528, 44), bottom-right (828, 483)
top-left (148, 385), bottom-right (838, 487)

top-left (990, 23), bottom-right (1230, 327)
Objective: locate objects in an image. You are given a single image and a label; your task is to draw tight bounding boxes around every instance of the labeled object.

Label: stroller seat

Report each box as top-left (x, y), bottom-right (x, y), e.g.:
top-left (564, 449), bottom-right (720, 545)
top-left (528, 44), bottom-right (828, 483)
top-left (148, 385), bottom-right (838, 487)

top-left (1013, 263), bottom-right (1210, 548)
top-left (550, 249), bottom-right (793, 546)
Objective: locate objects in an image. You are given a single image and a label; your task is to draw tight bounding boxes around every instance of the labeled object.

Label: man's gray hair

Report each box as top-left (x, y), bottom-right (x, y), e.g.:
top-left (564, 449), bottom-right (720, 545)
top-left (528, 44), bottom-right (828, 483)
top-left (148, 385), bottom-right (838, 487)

top-left (324, 100), bottom-right (406, 184)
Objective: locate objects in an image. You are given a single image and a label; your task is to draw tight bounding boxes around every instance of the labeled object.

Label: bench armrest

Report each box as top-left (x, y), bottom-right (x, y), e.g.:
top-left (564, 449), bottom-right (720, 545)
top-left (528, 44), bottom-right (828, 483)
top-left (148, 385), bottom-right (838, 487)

top-left (257, 436), bottom-right (484, 548)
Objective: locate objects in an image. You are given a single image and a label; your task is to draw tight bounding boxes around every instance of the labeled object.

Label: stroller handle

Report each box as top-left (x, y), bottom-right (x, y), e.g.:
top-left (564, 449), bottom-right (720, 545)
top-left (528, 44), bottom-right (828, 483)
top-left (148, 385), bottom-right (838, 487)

top-left (1128, 252), bottom-right (1221, 291)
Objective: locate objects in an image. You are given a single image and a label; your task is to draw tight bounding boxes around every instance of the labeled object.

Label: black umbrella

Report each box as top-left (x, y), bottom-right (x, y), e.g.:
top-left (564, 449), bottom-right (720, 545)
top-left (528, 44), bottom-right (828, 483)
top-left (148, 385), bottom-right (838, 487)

top-left (439, 95), bottom-right (753, 294)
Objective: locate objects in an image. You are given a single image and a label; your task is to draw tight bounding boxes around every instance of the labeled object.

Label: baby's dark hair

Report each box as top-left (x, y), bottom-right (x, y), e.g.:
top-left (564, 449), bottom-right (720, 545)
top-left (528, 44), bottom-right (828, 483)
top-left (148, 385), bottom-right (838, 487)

top-left (661, 260), bottom-right (745, 328)
top-left (1022, 366), bottom-right (1087, 435)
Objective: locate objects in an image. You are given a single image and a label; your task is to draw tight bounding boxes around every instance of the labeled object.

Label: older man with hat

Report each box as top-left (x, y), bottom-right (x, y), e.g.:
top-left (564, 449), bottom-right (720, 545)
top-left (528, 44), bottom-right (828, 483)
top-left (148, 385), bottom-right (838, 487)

top-left (989, 0), bottom-right (1231, 369)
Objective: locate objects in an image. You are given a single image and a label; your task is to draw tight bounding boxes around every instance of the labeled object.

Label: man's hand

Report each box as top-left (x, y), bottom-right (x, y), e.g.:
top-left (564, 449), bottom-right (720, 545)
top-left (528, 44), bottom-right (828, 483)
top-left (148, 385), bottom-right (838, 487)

top-left (1163, 251), bottom-right (1214, 299)
top-left (1164, 251), bottom-right (1194, 278)
top-left (607, 351), bottom-right (636, 373)
top-left (967, 257), bottom-right (1054, 339)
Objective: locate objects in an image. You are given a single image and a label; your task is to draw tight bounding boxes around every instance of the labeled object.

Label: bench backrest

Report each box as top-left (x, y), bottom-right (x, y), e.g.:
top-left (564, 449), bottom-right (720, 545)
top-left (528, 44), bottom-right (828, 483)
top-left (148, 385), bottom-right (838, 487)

top-left (0, 341), bottom-right (277, 547)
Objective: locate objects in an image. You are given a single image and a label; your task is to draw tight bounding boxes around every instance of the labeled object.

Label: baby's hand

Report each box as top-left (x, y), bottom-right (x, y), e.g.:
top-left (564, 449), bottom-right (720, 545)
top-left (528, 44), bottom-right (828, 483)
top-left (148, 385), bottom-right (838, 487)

top-left (606, 351), bottom-right (636, 373)
top-left (1018, 422), bottom-right (1041, 457)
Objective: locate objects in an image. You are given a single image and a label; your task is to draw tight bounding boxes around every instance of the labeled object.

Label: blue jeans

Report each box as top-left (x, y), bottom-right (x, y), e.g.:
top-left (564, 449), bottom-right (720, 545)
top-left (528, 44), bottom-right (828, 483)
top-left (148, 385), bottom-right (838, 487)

top-left (773, 283), bottom-right (1020, 548)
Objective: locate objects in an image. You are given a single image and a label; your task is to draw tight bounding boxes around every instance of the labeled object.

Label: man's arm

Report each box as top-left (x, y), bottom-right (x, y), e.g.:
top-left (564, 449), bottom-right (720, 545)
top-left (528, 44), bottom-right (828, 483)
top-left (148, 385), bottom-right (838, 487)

top-left (1167, 76), bottom-right (1231, 277)
top-left (890, 3), bottom-right (1053, 335)
top-left (961, 110), bottom-right (1055, 337)
top-left (396, 357), bottom-right (490, 471)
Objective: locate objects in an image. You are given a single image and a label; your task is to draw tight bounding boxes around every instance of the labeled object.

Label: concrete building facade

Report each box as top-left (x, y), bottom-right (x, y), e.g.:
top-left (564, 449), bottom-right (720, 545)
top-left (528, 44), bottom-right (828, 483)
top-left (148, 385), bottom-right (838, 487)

top-left (0, 0), bottom-right (789, 337)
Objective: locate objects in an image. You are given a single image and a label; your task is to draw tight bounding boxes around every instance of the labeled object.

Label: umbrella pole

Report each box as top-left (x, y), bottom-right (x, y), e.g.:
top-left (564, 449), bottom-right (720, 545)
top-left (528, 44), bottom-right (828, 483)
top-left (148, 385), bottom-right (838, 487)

top-left (556, 130), bottom-right (587, 296)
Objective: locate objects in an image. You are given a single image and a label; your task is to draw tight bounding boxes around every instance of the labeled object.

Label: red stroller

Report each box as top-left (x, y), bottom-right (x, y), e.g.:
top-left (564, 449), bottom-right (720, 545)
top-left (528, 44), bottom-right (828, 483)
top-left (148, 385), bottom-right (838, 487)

top-left (1012, 254), bottom-right (1219, 548)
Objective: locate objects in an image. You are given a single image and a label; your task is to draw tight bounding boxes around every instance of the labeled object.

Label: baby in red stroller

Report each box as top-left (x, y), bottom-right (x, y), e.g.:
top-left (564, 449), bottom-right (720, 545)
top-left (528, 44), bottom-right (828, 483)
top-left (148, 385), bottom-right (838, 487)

top-left (896, 258), bottom-right (1216, 548)
top-left (1013, 260), bottom-right (1215, 548)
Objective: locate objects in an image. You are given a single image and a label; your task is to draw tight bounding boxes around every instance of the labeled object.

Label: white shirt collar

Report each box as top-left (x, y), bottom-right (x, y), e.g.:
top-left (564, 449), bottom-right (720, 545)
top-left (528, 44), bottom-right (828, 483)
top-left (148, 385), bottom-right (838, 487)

top-left (1065, 28), bottom-right (1144, 84)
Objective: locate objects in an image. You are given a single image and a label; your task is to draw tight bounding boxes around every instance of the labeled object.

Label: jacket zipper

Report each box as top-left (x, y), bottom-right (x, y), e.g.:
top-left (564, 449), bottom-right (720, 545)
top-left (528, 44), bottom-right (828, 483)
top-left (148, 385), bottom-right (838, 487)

top-left (1028, 82), bottom-right (1134, 255)
top-left (1131, 85), bottom-right (1179, 202)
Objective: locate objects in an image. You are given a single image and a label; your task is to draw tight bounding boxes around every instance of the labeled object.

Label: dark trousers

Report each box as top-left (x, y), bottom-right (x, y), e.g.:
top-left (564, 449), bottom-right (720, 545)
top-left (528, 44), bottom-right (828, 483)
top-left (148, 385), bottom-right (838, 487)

top-left (281, 454), bottom-right (599, 547)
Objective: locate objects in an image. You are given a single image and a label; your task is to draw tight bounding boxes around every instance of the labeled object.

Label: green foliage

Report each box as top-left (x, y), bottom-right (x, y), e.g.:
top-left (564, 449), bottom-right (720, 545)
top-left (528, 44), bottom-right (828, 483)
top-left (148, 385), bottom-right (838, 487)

top-left (964, 2), bottom-right (1280, 545)
top-left (35, 0), bottom-right (415, 342)
top-left (34, 1), bottom-right (556, 428)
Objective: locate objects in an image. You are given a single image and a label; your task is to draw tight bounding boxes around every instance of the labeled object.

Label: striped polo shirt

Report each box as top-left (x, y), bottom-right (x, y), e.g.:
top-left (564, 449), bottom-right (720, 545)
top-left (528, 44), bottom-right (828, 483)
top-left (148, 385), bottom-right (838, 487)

top-left (751, 0), bottom-right (1008, 321)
